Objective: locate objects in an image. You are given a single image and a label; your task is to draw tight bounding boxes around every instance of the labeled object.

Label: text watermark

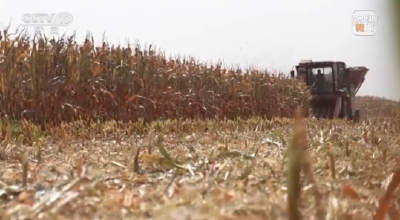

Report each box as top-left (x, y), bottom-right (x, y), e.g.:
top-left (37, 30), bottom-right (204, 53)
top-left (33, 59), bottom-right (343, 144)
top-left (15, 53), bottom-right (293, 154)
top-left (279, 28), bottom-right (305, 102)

top-left (18, 12), bottom-right (73, 37)
top-left (352, 10), bottom-right (377, 36)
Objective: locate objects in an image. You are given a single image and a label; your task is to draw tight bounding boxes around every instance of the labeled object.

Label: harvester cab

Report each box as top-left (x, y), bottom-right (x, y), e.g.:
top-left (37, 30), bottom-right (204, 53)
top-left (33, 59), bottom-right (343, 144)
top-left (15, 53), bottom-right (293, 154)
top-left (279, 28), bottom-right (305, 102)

top-left (290, 60), bottom-right (368, 121)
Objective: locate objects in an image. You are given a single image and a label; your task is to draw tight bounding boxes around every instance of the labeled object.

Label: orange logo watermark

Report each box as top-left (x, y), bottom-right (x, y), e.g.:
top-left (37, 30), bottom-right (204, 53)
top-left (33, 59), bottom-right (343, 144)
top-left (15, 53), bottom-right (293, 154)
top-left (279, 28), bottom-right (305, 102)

top-left (352, 10), bottom-right (377, 36)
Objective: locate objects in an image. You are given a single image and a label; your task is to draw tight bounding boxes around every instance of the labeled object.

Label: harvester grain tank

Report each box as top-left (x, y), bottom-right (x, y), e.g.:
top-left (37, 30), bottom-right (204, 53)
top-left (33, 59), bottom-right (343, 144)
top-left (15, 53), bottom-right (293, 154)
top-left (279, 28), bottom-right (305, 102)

top-left (290, 60), bottom-right (368, 121)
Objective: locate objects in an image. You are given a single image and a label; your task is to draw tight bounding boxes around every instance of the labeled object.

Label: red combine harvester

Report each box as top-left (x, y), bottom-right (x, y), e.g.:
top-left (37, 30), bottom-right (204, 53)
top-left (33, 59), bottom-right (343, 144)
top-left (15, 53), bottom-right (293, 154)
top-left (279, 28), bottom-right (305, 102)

top-left (290, 60), bottom-right (368, 121)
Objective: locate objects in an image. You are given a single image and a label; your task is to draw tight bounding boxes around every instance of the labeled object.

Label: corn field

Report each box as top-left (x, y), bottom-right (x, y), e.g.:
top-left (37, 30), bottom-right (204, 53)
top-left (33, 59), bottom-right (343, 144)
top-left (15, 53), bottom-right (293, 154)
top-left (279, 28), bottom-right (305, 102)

top-left (2, 29), bottom-right (400, 220)
top-left (0, 29), bottom-right (311, 127)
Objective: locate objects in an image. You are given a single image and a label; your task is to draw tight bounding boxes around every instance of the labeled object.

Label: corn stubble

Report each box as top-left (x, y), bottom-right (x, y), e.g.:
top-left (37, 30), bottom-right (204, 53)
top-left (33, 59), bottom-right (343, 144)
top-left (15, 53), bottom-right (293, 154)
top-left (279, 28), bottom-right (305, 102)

top-left (0, 28), bottom-right (400, 220)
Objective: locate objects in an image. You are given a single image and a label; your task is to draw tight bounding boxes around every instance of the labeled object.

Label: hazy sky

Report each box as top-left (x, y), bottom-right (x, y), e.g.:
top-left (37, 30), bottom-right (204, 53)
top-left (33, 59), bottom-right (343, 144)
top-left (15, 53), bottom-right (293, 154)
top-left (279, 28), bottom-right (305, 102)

top-left (0, 0), bottom-right (398, 99)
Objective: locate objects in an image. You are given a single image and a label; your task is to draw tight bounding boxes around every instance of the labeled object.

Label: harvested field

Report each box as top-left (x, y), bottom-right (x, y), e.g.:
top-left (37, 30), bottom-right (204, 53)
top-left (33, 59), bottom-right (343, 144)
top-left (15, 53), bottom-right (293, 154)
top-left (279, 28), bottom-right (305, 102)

top-left (0, 30), bottom-right (400, 219)
top-left (0, 117), bottom-right (400, 220)
top-left (356, 96), bottom-right (400, 119)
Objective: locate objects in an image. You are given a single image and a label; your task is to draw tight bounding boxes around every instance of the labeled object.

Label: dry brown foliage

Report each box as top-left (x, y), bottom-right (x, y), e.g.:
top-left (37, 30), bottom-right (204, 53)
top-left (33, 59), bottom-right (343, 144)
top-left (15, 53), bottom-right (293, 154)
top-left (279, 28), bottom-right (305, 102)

top-left (0, 28), bottom-right (310, 127)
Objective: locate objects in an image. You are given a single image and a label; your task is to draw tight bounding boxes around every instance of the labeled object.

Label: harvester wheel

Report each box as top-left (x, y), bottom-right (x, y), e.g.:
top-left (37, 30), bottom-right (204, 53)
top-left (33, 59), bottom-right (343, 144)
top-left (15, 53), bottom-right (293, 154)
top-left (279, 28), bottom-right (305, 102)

top-left (344, 98), bottom-right (353, 121)
top-left (354, 110), bottom-right (360, 122)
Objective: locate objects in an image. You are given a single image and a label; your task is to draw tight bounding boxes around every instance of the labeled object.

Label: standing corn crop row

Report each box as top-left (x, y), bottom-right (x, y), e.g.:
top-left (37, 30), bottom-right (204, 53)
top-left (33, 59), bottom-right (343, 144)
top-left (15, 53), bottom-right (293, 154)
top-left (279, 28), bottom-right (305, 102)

top-left (0, 30), bottom-right (311, 126)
